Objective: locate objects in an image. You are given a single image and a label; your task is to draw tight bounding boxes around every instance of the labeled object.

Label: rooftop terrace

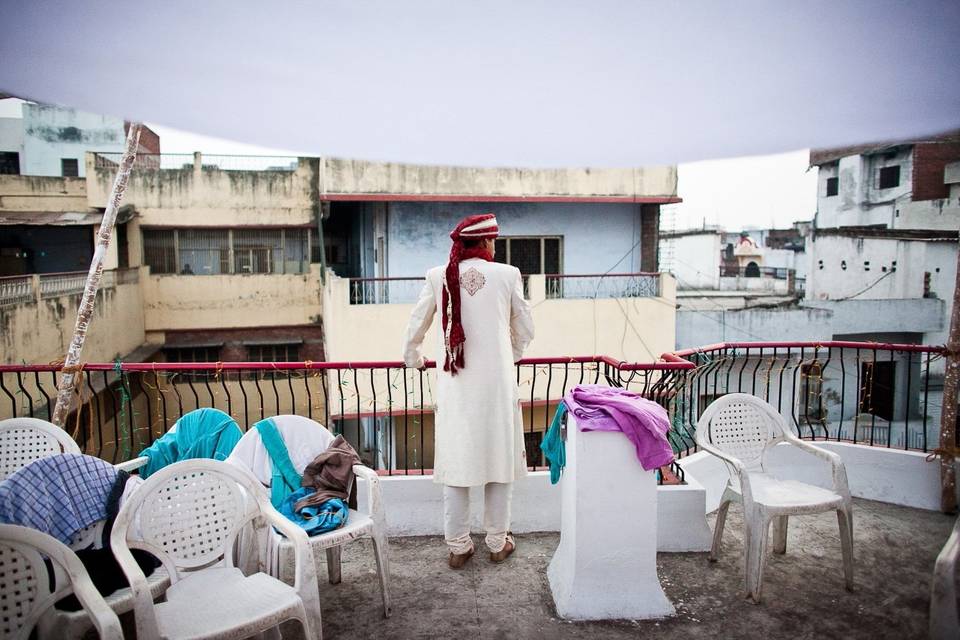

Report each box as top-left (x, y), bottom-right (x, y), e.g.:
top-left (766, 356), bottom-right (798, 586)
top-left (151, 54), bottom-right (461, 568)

top-left (274, 498), bottom-right (953, 640)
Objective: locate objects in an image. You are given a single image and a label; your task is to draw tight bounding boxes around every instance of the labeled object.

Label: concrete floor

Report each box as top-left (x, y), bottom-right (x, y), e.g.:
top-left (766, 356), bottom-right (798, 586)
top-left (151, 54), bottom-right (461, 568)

top-left (281, 498), bottom-right (955, 640)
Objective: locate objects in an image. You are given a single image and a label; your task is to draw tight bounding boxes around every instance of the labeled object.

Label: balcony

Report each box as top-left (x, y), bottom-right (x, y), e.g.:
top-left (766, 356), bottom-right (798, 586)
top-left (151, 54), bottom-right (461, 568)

top-left (0, 340), bottom-right (953, 638)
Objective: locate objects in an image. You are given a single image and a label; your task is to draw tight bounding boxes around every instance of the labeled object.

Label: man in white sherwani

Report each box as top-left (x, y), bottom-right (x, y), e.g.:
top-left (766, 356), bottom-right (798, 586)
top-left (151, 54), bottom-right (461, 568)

top-left (402, 213), bottom-right (535, 568)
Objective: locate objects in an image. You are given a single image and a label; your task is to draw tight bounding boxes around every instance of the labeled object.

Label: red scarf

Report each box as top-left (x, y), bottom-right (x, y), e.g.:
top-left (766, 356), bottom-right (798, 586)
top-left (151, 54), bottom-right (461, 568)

top-left (442, 244), bottom-right (494, 375)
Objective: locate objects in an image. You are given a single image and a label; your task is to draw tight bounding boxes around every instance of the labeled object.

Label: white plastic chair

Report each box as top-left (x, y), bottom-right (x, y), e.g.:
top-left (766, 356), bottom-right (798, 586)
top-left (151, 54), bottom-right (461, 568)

top-left (0, 524), bottom-right (123, 640)
top-left (225, 415), bottom-right (392, 618)
top-left (695, 393), bottom-right (854, 603)
top-left (0, 417), bottom-right (81, 480)
top-left (110, 459), bottom-right (323, 640)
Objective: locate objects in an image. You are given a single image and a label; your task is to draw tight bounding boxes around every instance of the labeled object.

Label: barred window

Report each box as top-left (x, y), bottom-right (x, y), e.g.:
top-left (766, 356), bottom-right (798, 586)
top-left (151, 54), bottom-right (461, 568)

top-left (246, 342), bottom-right (301, 362)
top-left (142, 227), bottom-right (310, 275)
top-left (163, 345), bottom-right (221, 362)
top-left (494, 236), bottom-right (562, 275)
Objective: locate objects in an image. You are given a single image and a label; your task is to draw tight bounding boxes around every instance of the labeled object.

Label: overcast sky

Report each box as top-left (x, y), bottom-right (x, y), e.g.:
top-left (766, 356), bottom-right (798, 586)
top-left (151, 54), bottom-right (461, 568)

top-left (2, 98), bottom-right (818, 231)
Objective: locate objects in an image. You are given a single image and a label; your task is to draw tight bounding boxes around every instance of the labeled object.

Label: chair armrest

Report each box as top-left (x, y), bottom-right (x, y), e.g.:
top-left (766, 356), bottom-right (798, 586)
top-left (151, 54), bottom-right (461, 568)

top-left (115, 456), bottom-right (149, 473)
top-left (697, 439), bottom-right (747, 476)
top-left (352, 464), bottom-right (386, 524)
top-left (258, 500), bottom-right (318, 587)
top-left (780, 431), bottom-right (849, 495)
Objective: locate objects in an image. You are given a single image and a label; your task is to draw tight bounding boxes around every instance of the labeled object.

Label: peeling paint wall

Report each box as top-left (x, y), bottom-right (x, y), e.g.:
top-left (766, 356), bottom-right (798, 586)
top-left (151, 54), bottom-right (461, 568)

top-left (86, 156), bottom-right (318, 227)
top-left (0, 281), bottom-right (145, 365)
top-left (23, 104), bottom-right (127, 177)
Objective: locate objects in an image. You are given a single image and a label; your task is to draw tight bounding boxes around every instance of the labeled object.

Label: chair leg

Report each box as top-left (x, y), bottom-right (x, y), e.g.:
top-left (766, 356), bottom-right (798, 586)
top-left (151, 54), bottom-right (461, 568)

top-left (709, 499), bottom-right (732, 562)
top-left (326, 546), bottom-right (342, 585)
top-left (837, 507), bottom-right (854, 591)
top-left (371, 530), bottom-right (393, 618)
top-left (772, 515), bottom-right (788, 555)
top-left (745, 511), bottom-right (770, 604)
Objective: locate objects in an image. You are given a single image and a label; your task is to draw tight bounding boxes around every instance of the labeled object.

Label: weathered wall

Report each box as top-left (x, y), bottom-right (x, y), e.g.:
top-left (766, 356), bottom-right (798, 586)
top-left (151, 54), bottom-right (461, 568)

top-left (0, 175), bottom-right (87, 211)
top-left (141, 264), bottom-right (323, 331)
top-left (816, 148), bottom-right (914, 229)
top-left (806, 235), bottom-right (955, 301)
top-left (386, 201), bottom-right (647, 278)
top-left (321, 158), bottom-right (678, 198)
top-left (23, 104), bottom-right (127, 177)
top-left (0, 280), bottom-right (146, 365)
top-left (86, 155), bottom-right (318, 227)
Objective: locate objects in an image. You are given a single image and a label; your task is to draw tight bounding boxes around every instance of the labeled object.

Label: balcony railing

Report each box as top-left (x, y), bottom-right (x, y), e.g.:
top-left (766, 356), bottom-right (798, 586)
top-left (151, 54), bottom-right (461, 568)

top-left (0, 269), bottom-right (140, 306)
top-left (0, 341), bottom-right (946, 482)
top-left (0, 275), bottom-right (33, 305)
top-left (720, 265), bottom-right (796, 279)
top-left (349, 277), bottom-right (425, 305)
top-left (545, 273), bottom-right (660, 299)
top-left (662, 341), bottom-right (947, 458)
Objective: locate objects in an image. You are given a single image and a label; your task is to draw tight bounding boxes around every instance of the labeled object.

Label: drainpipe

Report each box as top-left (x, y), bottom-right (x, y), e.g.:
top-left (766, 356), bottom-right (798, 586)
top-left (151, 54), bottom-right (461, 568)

top-left (313, 157), bottom-right (328, 285)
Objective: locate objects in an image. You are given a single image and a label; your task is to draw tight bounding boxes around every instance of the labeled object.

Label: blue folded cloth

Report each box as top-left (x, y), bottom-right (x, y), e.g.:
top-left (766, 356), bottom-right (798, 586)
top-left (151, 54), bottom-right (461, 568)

top-left (279, 487), bottom-right (349, 536)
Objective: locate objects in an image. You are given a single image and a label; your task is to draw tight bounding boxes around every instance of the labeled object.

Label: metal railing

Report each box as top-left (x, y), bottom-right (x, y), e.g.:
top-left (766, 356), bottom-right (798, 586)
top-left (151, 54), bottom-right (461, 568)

top-left (1, 341), bottom-right (946, 481)
top-left (662, 341), bottom-right (947, 458)
top-left (0, 275), bottom-right (33, 306)
top-left (349, 277), bottom-right (425, 305)
top-left (0, 356), bottom-right (691, 484)
top-left (545, 273), bottom-right (660, 299)
top-left (94, 153), bottom-right (299, 172)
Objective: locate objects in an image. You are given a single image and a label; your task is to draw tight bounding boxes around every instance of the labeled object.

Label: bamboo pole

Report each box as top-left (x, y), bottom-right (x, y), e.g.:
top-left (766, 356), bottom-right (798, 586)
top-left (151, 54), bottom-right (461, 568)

top-left (939, 233), bottom-right (960, 513)
top-left (51, 124), bottom-right (142, 427)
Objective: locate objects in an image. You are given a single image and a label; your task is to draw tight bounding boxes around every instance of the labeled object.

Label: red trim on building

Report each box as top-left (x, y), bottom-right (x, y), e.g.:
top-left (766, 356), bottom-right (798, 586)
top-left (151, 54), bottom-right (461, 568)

top-left (320, 193), bottom-right (682, 204)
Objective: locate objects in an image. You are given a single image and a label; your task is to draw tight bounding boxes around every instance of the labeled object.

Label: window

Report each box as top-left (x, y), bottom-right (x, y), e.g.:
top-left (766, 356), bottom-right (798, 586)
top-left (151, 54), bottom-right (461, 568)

top-left (878, 165), bottom-right (900, 189)
top-left (825, 176), bottom-right (838, 197)
top-left (0, 152), bottom-right (19, 175)
top-left (142, 227), bottom-right (310, 275)
top-left (800, 363), bottom-right (825, 422)
top-left (494, 236), bottom-right (562, 275)
top-left (859, 361), bottom-right (895, 421)
top-left (245, 342), bottom-right (301, 362)
top-left (163, 345), bottom-right (221, 362)
top-left (143, 229), bottom-right (176, 274)
top-left (61, 158), bottom-right (79, 177)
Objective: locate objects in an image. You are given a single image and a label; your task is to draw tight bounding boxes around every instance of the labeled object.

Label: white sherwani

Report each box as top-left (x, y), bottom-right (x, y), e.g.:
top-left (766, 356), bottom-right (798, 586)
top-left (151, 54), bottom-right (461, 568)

top-left (403, 258), bottom-right (535, 487)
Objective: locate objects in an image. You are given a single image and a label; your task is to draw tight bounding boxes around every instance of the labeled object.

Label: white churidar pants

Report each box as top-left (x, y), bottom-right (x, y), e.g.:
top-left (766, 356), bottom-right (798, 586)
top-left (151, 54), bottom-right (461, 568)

top-left (443, 482), bottom-right (513, 554)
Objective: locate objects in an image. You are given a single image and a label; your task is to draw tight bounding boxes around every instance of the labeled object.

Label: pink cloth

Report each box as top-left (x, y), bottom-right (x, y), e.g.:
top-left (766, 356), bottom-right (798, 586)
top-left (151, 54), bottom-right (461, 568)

top-left (563, 384), bottom-right (675, 471)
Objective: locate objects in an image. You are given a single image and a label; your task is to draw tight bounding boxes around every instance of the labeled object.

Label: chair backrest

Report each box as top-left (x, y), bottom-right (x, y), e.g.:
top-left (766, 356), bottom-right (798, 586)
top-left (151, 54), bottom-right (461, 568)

top-left (226, 415), bottom-right (335, 486)
top-left (0, 418), bottom-right (81, 481)
top-left (0, 524), bottom-right (122, 640)
top-left (111, 459), bottom-right (269, 585)
top-left (695, 393), bottom-right (786, 472)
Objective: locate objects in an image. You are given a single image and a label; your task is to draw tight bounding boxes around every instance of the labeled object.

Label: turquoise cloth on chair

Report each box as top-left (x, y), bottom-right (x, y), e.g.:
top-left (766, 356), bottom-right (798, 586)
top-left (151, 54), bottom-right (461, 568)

top-left (254, 418), bottom-right (302, 509)
top-left (540, 403), bottom-right (567, 484)
top-left (279, 488), bottom-right (348, 536)
top-left (138, 408), bottom-right (242, 479)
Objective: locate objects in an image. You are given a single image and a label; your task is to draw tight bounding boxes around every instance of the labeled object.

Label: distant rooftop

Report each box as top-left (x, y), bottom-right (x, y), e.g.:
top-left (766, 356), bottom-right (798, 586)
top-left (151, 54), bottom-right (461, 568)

top-left (809, 128), bottom-right (960, 166)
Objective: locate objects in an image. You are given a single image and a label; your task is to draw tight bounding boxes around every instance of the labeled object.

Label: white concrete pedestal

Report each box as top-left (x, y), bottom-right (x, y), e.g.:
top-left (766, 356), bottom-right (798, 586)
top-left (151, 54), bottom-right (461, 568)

top-left (547, 415), bottom-right (675, 620)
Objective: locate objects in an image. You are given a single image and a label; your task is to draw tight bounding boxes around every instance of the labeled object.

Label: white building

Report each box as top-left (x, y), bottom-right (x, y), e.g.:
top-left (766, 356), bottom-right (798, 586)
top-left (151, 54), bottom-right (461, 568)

top-left (0, 100), bottom-right (160, 177)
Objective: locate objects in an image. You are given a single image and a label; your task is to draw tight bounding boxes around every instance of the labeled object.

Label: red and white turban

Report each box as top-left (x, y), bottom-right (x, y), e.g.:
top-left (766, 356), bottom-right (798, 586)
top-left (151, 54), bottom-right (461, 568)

top-left (443, 214), bottom-right (499, 374)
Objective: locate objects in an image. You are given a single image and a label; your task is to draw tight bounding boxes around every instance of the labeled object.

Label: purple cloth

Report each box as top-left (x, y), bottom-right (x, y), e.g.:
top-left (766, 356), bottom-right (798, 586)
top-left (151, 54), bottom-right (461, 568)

top-left (563, 384), bottom-right (674, 471)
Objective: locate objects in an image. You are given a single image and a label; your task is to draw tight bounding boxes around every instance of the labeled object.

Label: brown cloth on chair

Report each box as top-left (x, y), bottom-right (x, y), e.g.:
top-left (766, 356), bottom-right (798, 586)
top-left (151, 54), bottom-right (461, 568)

top-left (295, 435), bottom-right (361, 511)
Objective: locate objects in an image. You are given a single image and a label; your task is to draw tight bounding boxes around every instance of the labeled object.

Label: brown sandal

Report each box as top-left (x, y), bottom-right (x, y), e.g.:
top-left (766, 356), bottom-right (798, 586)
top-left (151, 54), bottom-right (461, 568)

top-left (489, 535), bottom-right (516, 563)
top-left (448, 547), bottom-right (474, 569)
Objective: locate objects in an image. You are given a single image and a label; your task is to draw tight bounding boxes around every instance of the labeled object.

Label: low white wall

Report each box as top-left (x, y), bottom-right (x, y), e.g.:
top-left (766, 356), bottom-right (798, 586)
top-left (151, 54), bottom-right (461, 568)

top-left (678, 441), bottom-right (958, 513)
top-left (357, 469), bottom-right (712, 552)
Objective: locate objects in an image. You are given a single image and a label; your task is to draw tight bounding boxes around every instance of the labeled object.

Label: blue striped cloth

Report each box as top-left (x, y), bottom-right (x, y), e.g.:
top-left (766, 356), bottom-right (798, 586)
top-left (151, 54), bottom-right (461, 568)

top-left (0, 453), bottom-right (118, 544)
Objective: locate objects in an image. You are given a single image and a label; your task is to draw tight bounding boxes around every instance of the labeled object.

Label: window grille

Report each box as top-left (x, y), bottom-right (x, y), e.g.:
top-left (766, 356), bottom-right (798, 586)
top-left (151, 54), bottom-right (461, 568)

top-left (142, 228), bottom-right (310, 275)
top-left (246, 342), bottom-right (301, 362)
top-left (878, 165), bottom-right (900, 189)
top-left (0, 152), bottom-right (19, 175)
top-left (494, 236), bottom-right (562, 274)
top-left (163, 345), bottom-right (221, 362)
top-left (61, 158), bottom-right (79, 177)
